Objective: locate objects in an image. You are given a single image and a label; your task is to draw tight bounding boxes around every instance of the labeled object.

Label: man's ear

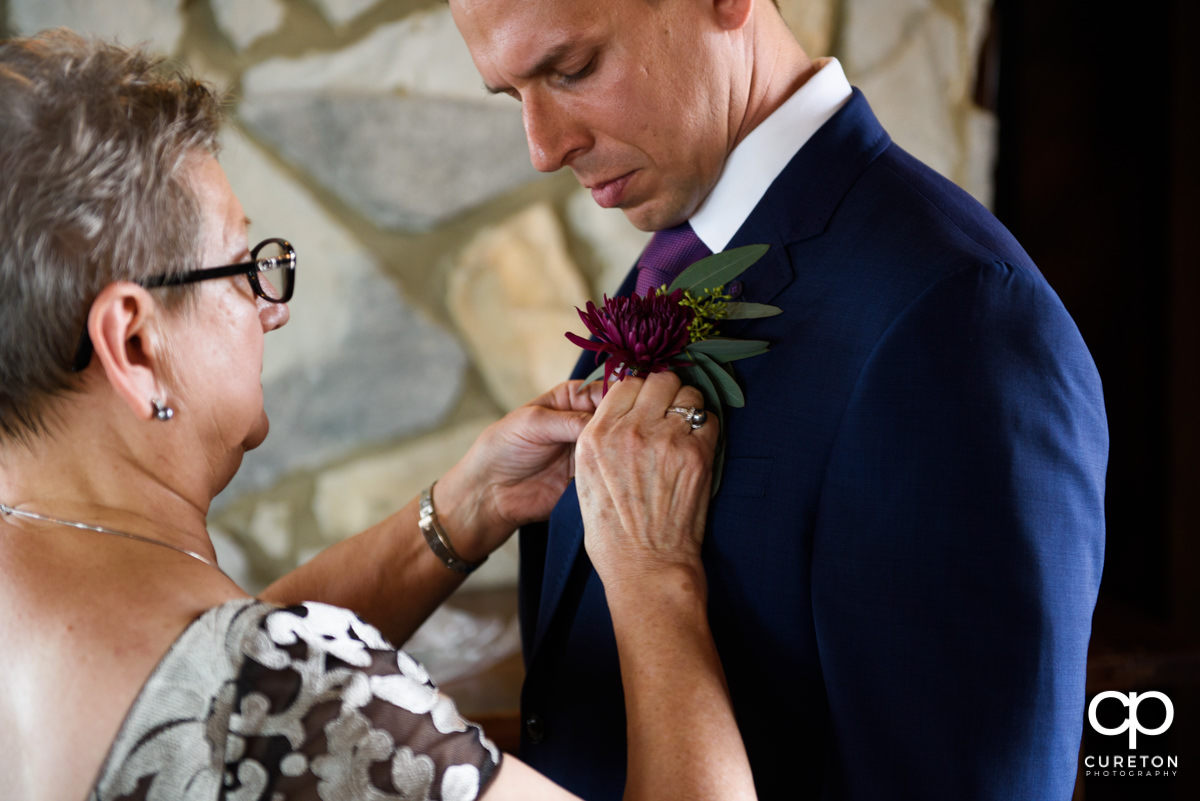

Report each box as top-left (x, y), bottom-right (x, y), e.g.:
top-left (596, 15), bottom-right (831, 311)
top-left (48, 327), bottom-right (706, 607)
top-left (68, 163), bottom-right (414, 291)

top-left (713, 0), bottom-right (754, 31)
top-left (87, 282), bottom-right (171, 421)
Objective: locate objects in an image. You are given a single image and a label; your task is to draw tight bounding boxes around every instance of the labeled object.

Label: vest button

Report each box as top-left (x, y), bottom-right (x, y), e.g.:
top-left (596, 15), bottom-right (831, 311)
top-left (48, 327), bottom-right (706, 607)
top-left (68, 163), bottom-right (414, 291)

top-left (727, 279), bottom-right (744, 298)
top-left (524, 714), bottom-right (546, 744)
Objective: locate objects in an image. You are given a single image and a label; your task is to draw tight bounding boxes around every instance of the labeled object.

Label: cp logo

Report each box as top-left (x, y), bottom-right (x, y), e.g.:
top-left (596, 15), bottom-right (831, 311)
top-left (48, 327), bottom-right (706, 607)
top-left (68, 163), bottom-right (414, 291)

top-left (1088, 691), bottom-right (1174, 749)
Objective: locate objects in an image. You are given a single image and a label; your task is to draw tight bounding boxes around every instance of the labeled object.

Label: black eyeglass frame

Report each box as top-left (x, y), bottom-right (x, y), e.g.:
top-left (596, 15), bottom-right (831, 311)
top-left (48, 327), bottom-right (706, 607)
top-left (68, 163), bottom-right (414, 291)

top-left (71, 237), bottom-right (296, 372)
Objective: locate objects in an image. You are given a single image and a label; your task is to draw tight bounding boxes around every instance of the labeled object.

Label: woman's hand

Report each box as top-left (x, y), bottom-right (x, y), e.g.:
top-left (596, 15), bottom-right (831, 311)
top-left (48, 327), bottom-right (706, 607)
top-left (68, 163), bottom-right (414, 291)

top-left (264, 380), bottom-right (603, 642)
top-left (434, 380), bottom-right (605, 559)
top-left (570, 374), bottom-right (755, 801)
top-left (574, 372), bottom-right (719, 592)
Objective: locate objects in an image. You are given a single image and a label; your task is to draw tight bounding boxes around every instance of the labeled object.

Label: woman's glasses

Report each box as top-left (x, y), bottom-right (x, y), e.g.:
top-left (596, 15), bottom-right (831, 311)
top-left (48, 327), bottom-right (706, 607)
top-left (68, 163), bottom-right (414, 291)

top-left (71, 238), bottom-right (296, 372)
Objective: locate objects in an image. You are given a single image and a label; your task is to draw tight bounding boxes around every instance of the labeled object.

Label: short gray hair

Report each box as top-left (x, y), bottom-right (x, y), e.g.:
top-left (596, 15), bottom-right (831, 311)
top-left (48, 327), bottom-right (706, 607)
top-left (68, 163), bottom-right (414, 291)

top-left (0, 29), bottom-right (226, 442)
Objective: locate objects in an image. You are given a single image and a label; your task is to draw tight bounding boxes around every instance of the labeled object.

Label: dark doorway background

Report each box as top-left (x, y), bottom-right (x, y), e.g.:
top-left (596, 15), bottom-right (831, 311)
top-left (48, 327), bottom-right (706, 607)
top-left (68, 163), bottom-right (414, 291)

top-left (992, 0), bottom-right (1199, 798)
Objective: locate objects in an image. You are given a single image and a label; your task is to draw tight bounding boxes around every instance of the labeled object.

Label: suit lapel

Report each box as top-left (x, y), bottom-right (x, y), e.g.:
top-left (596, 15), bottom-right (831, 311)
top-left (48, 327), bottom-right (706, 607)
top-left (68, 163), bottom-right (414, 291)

top-left (532, 481), bottom-right (586, 651)
top-left (727, 89), bottom-right (891, 305)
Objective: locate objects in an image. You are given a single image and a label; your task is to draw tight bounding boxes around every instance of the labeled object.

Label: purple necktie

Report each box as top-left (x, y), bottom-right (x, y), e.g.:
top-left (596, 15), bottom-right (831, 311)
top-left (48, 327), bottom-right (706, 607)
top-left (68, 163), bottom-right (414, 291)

top-left (634, 222), bottom-right (712, 297)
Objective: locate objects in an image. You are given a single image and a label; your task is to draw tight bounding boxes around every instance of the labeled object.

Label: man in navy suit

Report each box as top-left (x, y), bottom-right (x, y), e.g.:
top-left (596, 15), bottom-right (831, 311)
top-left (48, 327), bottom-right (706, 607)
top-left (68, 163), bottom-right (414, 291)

top-left (449, 0), bottom-right (1108, 798)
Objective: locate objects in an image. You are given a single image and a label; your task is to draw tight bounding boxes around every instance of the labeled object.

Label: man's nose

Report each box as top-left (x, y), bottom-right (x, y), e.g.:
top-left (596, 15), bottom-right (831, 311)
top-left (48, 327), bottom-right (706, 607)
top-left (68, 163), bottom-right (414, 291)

top-left (522, 92), bottom-right (589, 173)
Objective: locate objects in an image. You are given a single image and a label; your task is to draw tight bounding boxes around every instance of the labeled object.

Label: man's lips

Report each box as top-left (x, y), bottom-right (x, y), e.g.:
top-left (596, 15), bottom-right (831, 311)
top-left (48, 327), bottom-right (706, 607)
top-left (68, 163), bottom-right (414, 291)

top-left (588, 171), bottom-right (634, 208)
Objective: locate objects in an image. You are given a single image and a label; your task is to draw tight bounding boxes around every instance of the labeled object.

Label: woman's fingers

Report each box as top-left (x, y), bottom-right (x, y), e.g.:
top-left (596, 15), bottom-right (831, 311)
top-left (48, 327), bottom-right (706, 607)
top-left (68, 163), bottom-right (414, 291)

top-left (527, 379), bottom-right (605, 413)
top-left (575, 371), bottom-right (721, 589)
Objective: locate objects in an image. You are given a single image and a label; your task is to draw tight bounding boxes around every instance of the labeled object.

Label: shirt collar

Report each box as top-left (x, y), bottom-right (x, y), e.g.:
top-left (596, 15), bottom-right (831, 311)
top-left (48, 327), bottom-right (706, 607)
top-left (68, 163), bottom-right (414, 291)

top-left (690, 58), bottom-right (853, 252)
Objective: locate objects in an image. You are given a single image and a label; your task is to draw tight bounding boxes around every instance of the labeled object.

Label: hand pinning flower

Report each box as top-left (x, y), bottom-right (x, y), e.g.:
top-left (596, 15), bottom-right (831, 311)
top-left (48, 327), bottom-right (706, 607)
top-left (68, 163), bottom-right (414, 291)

top-left (565, 244), bottom-right (781, 492)
top-left (565, 290), bottom-right (696, 392)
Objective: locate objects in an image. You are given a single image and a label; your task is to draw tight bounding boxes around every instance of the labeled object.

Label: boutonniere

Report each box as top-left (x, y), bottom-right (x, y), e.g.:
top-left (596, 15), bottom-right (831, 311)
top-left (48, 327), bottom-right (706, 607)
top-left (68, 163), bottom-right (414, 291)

top-left (565, 244), bottom-right (781, 491)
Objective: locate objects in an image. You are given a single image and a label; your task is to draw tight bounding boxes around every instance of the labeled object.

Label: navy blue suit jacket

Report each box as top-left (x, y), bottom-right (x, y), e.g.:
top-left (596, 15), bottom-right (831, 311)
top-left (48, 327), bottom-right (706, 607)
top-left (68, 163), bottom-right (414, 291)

top-left (517, 90), bottom-right (1108, 801)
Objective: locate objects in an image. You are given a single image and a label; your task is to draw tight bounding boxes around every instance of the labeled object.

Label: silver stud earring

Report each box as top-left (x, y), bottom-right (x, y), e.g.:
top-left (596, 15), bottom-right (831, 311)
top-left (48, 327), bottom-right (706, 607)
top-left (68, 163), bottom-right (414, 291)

top-left (150, 397), bottom-right (174, 421)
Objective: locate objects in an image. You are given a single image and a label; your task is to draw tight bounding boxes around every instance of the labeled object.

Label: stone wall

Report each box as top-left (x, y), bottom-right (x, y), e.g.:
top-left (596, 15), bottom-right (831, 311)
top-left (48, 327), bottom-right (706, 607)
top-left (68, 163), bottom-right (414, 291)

top-left (1, 0), bottom-right (995, 595)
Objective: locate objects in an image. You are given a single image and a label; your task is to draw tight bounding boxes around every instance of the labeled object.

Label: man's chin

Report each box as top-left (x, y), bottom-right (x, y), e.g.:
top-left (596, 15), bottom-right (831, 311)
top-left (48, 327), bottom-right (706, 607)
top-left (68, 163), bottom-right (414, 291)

top-left (619, 197), bottom-right (694, 233)
top-left (621, 208), bottom-right (657, 233)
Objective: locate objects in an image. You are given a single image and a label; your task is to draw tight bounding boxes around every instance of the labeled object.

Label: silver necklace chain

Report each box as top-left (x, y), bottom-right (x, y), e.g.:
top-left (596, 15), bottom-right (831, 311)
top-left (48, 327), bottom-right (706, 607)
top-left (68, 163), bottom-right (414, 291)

top-left (0, 502), bottom-right (218, 570)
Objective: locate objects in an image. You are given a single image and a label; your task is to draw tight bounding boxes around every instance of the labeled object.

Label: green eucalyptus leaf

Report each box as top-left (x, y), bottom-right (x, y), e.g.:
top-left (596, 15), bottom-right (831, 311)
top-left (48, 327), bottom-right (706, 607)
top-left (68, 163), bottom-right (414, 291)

top-left (692, 351), bottom-right (745, 408)
top-left (676, 363), bottom-right (727, 497)
top-left (668, 244), bottom-right (770, 294)
top-left (574, 362), bottom-right (607, 393)
top-left (711, 429), bottom-right (727, 496)
top-left (685, 338), bottom-right (770, 363)
top-left (723, 301), bottom-right (783, 320)
top-left (676, 363), bottom-right (722, 422)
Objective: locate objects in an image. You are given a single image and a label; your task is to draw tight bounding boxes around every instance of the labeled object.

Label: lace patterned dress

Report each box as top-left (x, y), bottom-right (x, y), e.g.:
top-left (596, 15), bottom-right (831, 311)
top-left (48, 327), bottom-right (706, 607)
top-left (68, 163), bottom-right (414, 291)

top-left (87, 599), bottom-right (501, 801)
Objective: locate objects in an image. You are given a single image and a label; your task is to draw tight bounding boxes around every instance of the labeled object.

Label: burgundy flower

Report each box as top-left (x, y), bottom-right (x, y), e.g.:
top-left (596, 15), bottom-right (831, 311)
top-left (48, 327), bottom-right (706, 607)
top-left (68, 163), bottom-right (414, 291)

top-left (565, 290), bottom-right (696, 391)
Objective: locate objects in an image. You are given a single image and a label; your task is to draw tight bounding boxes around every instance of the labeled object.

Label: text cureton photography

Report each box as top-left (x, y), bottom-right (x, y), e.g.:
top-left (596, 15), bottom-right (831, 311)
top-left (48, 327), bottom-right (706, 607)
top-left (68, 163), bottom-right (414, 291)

top-left (1084, 691), bottom-right (1182, 783)
top-left (1084, 754), bottom-right (1179, 779)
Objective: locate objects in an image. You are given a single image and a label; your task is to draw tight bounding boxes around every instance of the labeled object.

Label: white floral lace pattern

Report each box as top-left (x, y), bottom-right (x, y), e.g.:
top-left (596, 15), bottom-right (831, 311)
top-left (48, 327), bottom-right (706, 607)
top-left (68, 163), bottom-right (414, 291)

top-left (88, 599), bottom-right (501, 801)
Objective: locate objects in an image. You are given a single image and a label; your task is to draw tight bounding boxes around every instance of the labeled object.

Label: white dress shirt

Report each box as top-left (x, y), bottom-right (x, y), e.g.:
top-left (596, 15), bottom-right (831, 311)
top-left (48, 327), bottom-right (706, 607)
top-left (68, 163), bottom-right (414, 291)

top-left (690, 58), bottom-right (853, 252)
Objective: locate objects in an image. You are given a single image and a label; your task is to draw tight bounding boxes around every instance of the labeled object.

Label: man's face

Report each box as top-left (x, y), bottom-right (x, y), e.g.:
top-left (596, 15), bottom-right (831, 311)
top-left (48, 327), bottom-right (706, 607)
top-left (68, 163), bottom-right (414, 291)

top-left (450, 0), bottom-right (741, 232)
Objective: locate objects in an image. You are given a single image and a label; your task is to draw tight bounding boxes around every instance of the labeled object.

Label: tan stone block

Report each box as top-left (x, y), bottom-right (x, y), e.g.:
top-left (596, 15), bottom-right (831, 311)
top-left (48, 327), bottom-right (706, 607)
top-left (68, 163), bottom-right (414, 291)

top-left (566, 189), bottom-right (652, 297)
top-left (247, 500), bottom-right (294, 560)
top-left (778, 0), bottom-right (838, 58)
top-left (312, 417), bottom-right (523, 589)
top-left (842, 0), bottom-right (933, 76)
top-left (313, 418), bottom-right (496, 543)
top-left (448, 204), bottom-right (593, 411)
top-left (850, 10), bottom-right (961, 183)
top-left (963, 106), bottom-right (998, 209)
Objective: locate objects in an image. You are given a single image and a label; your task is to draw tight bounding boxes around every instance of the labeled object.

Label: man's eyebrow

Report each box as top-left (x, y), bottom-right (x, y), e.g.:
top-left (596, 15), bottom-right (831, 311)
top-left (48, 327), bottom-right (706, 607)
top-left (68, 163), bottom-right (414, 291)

top-left (484, 42), bottom-right (578, 94)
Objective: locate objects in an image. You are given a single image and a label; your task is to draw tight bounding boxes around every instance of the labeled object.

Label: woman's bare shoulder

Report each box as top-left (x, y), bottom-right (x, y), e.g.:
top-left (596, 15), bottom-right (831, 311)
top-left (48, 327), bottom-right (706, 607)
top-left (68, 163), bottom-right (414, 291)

top-left (0, 529), bottom-right (247, 801)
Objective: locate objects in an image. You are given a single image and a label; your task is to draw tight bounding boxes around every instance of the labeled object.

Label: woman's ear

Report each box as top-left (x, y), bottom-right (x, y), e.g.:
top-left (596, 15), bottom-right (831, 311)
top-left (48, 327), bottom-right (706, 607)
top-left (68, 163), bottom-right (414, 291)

top-left (87, 282), bottom-right (172, 421)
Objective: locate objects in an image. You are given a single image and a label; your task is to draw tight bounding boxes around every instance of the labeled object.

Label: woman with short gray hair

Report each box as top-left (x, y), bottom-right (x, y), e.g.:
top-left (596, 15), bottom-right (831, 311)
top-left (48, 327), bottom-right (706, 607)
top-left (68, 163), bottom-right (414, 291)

top-left (0, 29), bottom-right (755, 801)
